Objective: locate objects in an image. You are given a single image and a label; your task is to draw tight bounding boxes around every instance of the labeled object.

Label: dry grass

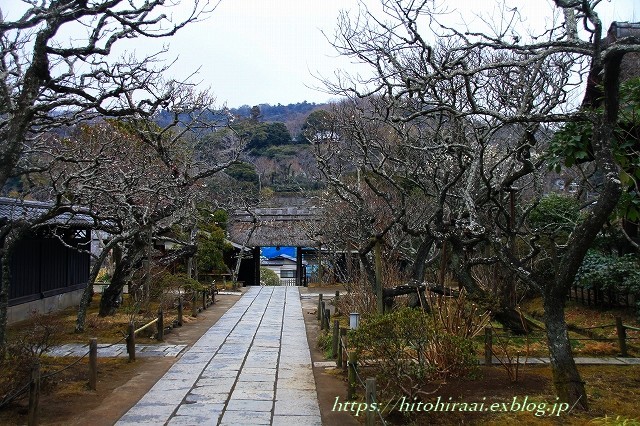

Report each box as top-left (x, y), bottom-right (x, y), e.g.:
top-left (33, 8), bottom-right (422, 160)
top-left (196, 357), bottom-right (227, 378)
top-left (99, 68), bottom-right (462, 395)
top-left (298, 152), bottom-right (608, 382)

top-left (0, 356), bottom-right (138, 425)
top-left (482, 366), bottom-right (640, 426)
top-left (6, 293), bottom-right (199, 345)
top-left (380, 365), bottom-right (640, 425)
top-left (520, 297), bottom-right (640, 357)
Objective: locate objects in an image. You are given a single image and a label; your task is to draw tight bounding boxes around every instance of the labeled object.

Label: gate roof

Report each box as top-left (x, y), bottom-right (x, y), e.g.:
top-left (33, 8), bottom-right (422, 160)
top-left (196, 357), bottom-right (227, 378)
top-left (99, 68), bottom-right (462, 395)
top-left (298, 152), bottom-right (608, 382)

top-left (227, 207), bottom-right (323, 248)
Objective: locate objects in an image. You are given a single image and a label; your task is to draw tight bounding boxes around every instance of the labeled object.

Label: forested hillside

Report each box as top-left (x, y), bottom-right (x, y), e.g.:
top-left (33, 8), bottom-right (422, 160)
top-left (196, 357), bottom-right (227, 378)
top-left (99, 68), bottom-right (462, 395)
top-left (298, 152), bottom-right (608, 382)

top-left (190, 102), bottom-right (330, 199)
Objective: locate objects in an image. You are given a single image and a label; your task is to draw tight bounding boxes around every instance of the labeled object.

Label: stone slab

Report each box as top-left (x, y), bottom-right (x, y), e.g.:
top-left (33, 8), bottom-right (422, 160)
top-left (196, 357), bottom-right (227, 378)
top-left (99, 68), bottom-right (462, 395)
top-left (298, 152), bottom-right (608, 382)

top-left (118, 287), bottom-right (321, 425)
top-left (272, 415), bottom-right (323, 426)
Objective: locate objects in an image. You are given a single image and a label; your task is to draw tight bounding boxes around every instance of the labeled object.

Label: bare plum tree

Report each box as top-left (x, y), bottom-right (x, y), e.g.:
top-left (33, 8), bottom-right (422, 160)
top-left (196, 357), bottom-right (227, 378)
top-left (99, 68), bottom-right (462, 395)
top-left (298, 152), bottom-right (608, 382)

top-left (323, 0), bottom-right (640, 409)
top-left (0, 0), bottom-right (219, 347)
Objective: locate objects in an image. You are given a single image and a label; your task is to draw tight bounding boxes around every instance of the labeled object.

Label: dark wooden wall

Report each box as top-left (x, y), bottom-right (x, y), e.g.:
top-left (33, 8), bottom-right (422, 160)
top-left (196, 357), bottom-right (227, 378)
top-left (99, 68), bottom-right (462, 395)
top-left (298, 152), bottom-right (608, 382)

top-left (6, 228), bottom-right (90, 306)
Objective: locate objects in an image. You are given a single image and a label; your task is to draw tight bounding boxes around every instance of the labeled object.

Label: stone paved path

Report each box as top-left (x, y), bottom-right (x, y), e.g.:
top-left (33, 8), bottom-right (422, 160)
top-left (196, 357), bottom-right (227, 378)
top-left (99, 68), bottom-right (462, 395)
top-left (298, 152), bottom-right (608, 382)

top-left (116, 286), bottom-right (321, 426)
top-left (46, 343), bottom-right (187, 358)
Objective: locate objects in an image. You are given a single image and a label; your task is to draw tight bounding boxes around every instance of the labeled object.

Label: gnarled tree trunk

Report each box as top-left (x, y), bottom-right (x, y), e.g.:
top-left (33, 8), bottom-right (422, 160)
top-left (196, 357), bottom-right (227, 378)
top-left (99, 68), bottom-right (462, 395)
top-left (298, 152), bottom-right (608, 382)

top-left (99, 236), bottom-right (147, 316)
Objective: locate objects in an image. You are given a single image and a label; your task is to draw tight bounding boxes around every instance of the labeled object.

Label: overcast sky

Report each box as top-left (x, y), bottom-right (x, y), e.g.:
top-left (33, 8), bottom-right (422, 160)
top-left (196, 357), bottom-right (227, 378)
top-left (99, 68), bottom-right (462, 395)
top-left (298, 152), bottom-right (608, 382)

top-left (2, 0), bottom-right (638, 107)
top-left (177, 0), bottom-right (361, 107)
top-left (132, 0), bottom-right (639, 107)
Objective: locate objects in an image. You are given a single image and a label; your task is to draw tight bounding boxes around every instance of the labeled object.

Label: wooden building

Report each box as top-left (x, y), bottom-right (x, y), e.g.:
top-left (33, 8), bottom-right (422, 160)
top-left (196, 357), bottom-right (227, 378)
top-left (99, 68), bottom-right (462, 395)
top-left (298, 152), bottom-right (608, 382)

top-left (0, 197), bottom-right (93, 323)
top-left (227, 206), bottom-right (322, 286)
top-left (261, 253), bottom-right (308, 286)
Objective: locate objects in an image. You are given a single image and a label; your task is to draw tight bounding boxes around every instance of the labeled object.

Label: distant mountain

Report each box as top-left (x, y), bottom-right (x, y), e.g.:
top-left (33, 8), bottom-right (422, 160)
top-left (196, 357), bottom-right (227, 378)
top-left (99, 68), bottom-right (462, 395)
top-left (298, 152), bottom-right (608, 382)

top-left (229, 102), bottom-right (322, 123)
top-left (153, 101), bottom-right (329, 139)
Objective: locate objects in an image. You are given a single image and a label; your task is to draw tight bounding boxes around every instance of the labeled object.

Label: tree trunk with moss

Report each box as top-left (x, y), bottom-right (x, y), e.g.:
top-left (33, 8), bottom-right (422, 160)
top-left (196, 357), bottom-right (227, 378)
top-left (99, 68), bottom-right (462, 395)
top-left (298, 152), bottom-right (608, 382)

top-left (76, 236), bottom-right (125, 331)
top-left (99, 236), bottom-right (147, 316)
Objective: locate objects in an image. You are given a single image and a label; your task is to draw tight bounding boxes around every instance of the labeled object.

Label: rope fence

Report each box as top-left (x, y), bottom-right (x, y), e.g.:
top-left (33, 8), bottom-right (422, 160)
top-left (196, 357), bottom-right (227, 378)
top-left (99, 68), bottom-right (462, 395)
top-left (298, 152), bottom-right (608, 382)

top-left (319, 292), bottom-right (386, 426)
top-left (339, 330), bottom-right (387, 426)
top-left (488, 316), bottom-right (640, 359)
top-left (0, 291), bottom-right (214, 425)
top-left (0, 282), bottom-right (224, 425)
top-left (0, 332), bottom-right (129, 412)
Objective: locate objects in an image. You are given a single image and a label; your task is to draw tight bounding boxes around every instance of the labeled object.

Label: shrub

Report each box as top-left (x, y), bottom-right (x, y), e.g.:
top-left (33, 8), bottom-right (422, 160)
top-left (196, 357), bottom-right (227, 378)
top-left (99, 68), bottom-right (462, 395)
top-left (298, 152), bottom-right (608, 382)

top-left (1, 311), bottom-right (64, 402)
top-left (155, 272), bottom-right (205, 295)
top-left (335, 277), bottom-right (382, 318)
top-left (576, 251), bottom-right (640, 317)
top-left (260, 267), bottom-right (280, 286)
top-left (317, 331), bottom-right (333, 359)
top-left (349, 308), bottom-right (479, 400)
top-left (96, 267), bottom-right (111, 283)
top-left (424, 289), bottom-right (491, 339)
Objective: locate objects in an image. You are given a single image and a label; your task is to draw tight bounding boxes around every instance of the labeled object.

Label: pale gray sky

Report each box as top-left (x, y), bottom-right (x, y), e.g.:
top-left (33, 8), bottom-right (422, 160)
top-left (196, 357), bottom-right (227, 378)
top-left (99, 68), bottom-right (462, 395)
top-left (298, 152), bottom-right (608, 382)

top-left (2, 0), bottom-right (638, 107)
top-left (190, 0), bottom-right (636, 107)
top-left (164, 0), bottom-right (361, 107)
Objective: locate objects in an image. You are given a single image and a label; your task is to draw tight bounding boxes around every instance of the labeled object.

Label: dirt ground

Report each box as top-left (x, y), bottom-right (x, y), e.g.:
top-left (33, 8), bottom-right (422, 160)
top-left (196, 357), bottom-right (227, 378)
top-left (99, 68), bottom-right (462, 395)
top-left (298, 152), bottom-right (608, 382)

top-left (0, 291), bottom-right (243, 426)
top-left (301, 292), bottom-right (361, 426)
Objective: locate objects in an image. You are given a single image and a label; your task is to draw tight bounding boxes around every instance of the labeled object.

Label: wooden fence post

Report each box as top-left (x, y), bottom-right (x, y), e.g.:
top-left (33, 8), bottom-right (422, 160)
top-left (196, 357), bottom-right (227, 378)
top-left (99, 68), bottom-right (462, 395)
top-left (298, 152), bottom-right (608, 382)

top-left (89, 338), bottom-right (98, 391)
top-left (348, 352), bottom-right (357, 400)
top-left (337, 327), bottom-right (346, 368)
top-left (341, 330), bottom-right (348, 371)
top-left (28, 360), bottom-right (40, 426)
top-left (320, 301), bottom-right (326, 330)
top-left (374, 240), bottom-right (383, 315)
top-left (616, 317), bottom-right (628, 357)
top-left (127, 322), bottom-right (136, 362)
top-left (157, 309), bottom-right (164, 341)
top-left (177, 297), bottom-right (183, 326)
top-left (334, 291), bottom-right (340, 315)
top-left (365, 377), bottom-right (376, 426)
top-left (191, 291), bottom-right (198, 317)
top-left (332, 320), bottom-right (339, 359)
top-left (202, 290), bottom-right (207, 310)
top-left (324, 308), bottom-right (331, 331)
top-left (317, 294), bottom-right (323, 321)
top-left (484, 327), bottom-right (493, 366)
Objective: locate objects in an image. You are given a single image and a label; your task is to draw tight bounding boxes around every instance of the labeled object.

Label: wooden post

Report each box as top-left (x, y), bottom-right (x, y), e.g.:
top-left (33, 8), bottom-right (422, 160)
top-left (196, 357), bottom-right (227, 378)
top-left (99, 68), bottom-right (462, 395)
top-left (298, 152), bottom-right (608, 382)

top-left (177, 296), bottom-right (183, 326)
top-left (143, 225), bottom-right (152, 305)
top-left (374, 240), bottom-right (383, 314)
top-left (332, 320), bottom-right (339, 359)
top-left (324, 309), bottom-right (331, 332)
top-left (348, 351), bottom-right (357, 400)
top-left (320, 301), bottom-right (326, 330)
top-left (484, 327), bottom-right (493, 365)
top-left (253, 246), bottom-right (261, 286)
top-left (334, 290), bottom-right (340, 315)
top-left (318, 244), bottom-right (323, 284)
top-left (616, 317), bottom-right (628, 357)
top-left (191, 291), bottom-right (198, 317)
top-left (341, 329), bottom-right (348, 371)
top-left (28, 360), bottom-right (40, 426)
top-left (337, 327), bottom-right (346, 368)
top-left (439, 241), bottom-right (447, 286)
top-left (296, 246), bottom-right (303, 287)
top-left (157, 309), bottom-right (164, 341)
top-left (317, 294), bottom-right (323, 321)
top-left (365, 377), bottom-right (376, 426)
top-left (127, 322), bottom-right (136, 362)
top-left (202, 290), bottom-right (207, 310)
top-left (89, 338), bottom-right (98, 390)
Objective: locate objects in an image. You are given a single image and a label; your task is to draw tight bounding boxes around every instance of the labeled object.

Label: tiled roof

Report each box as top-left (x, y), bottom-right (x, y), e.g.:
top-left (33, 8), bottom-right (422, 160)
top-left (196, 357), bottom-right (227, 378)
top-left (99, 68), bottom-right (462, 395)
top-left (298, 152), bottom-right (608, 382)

top-left (261, 254), bottom-right (308, 266)
top-left (227, 207), bottom-right (323, 247)
top-left (0, 197), bottom-right (95, 228)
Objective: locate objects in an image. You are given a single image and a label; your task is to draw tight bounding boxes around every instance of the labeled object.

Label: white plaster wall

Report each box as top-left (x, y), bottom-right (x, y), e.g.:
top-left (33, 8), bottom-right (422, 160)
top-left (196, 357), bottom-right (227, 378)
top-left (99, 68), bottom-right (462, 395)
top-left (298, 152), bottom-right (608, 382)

top-left (7, 289), bottom-right (85, 324)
